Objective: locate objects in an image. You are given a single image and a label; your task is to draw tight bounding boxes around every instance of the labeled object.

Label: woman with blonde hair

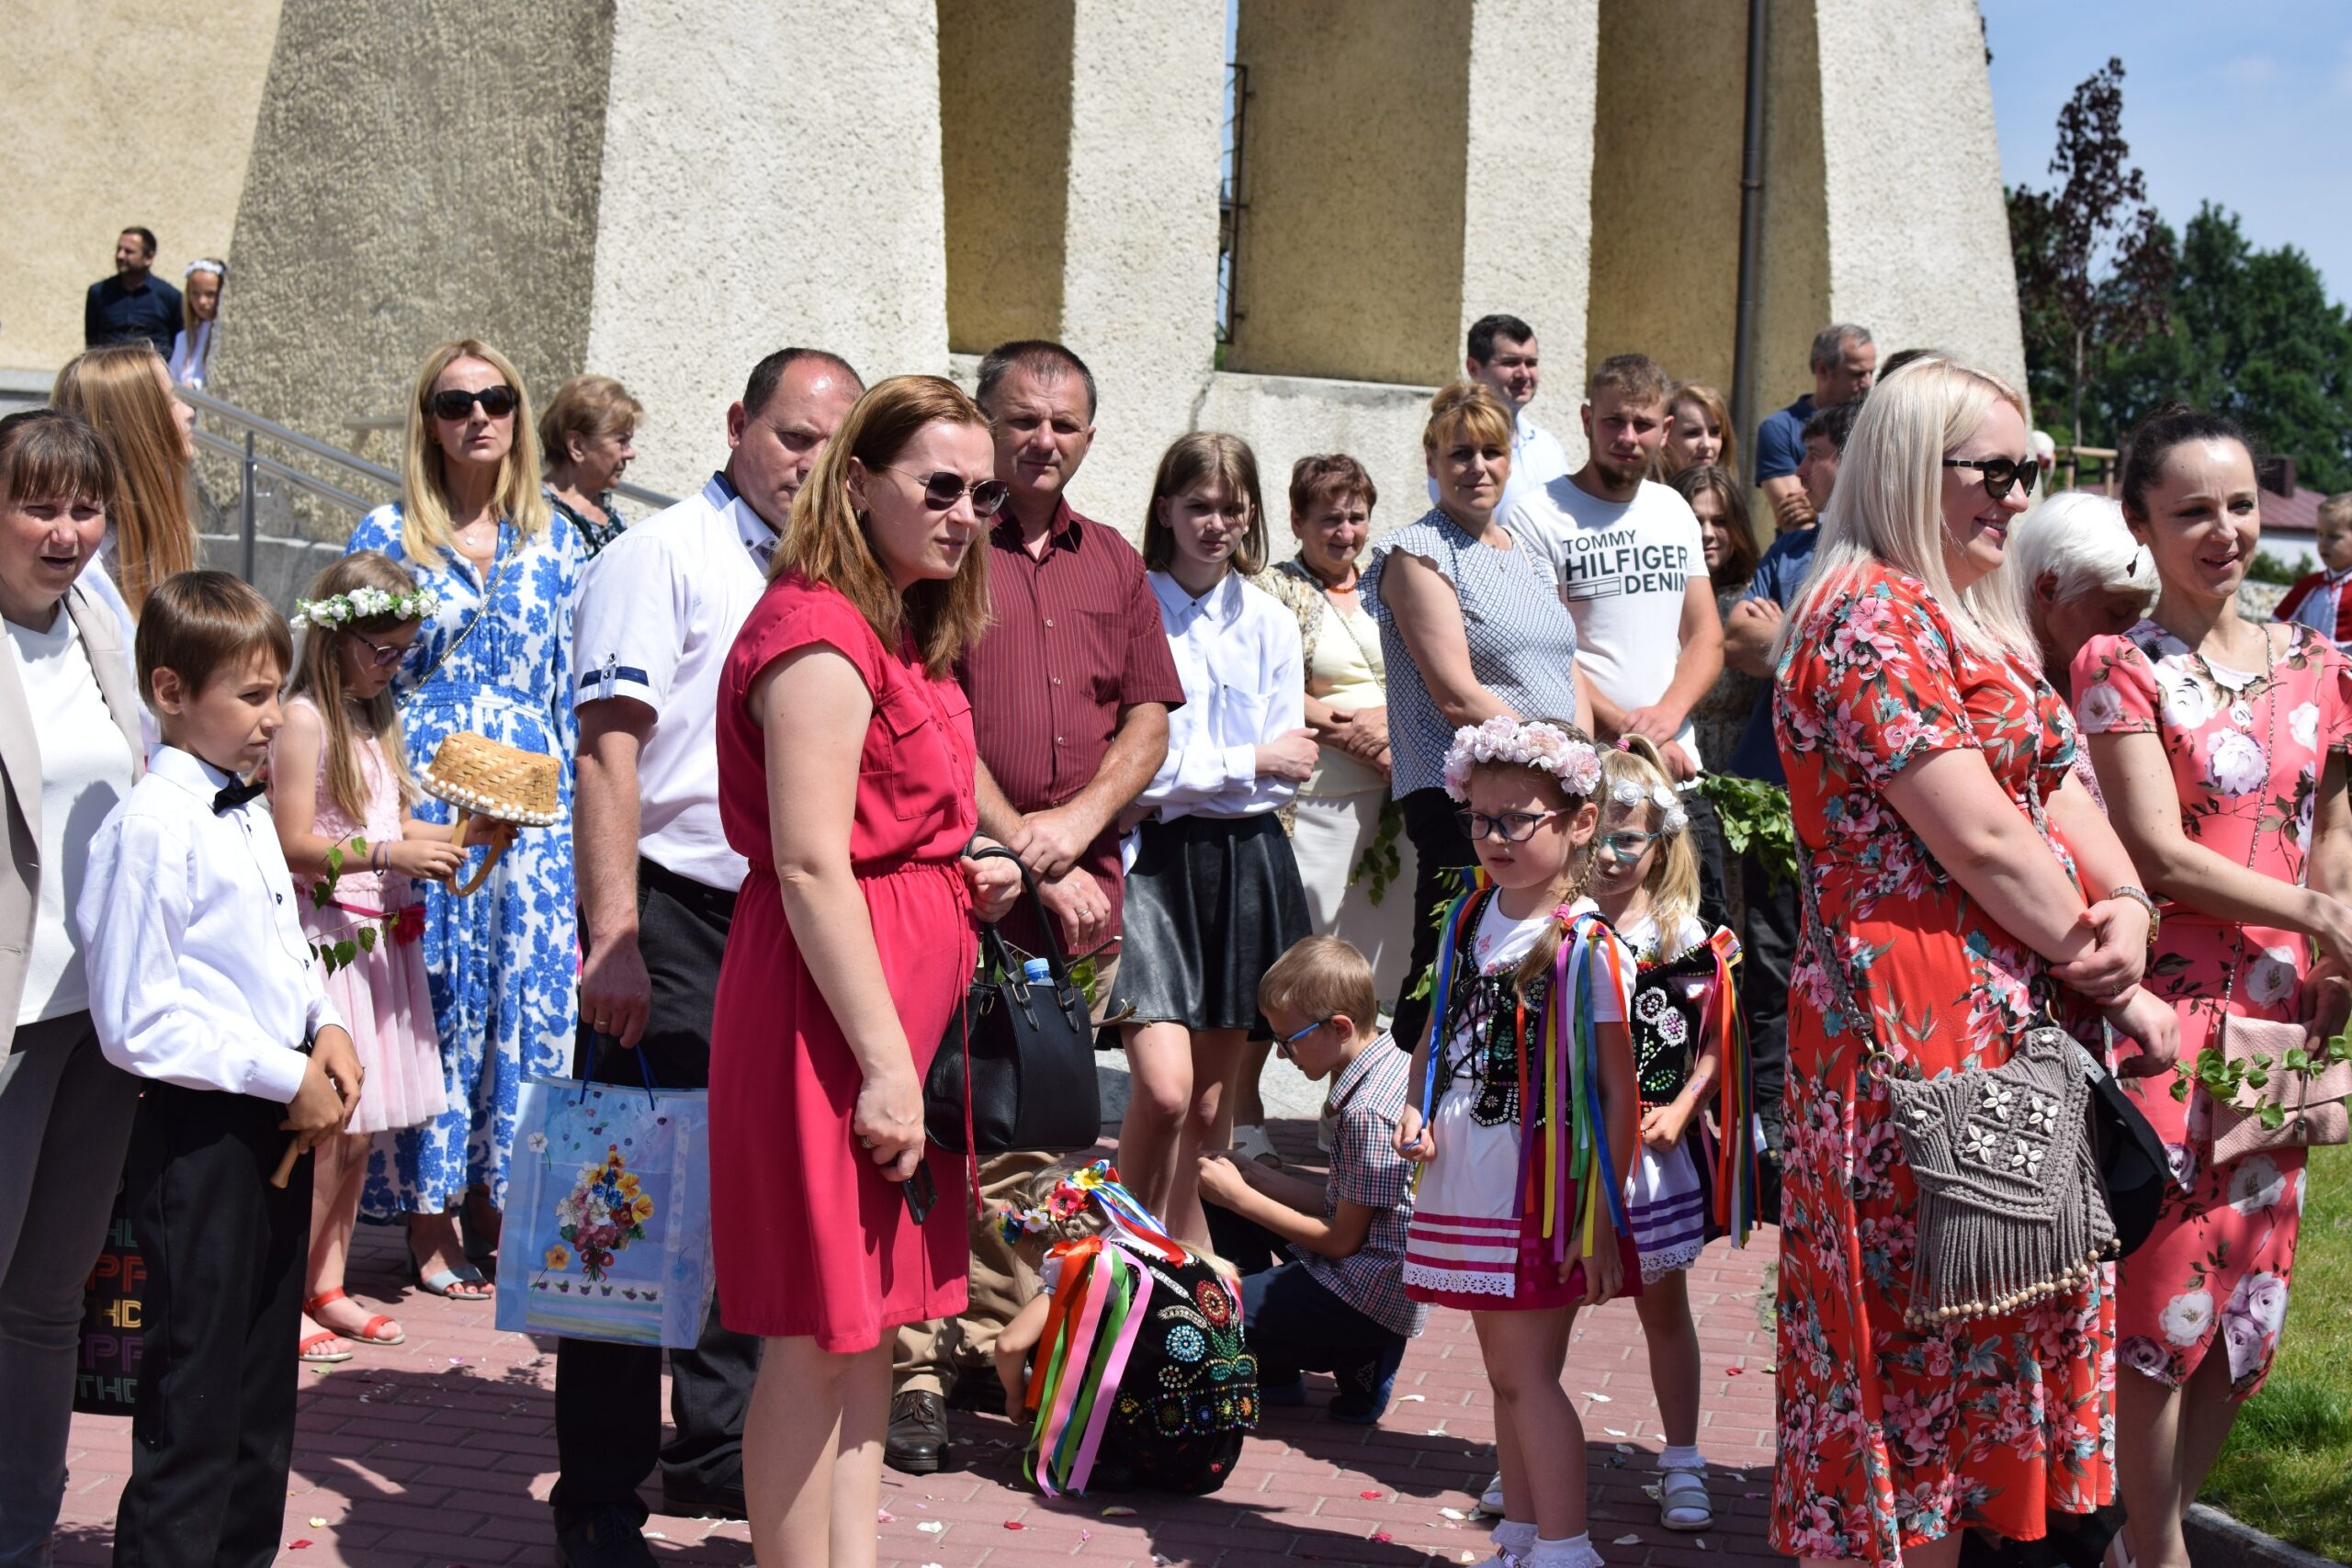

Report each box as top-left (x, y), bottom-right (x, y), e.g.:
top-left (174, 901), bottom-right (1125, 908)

top-left (50, 342), bottom-right (198, 626)
top-left (707, 374), bottom-right (1019, 1565)
top-left (1769, 355), bottom-right (2178, 1566)
top-left (1364, 380), bottom-right (1593, 1053)
top-left (538, 372), bottom-right (643, 558)
top-left (345, 337), bottom-right (580, 1299)
top-left (1657, 383), bottom-right (1735, 483)
top-left (168, 259), bottom-right (224, 389)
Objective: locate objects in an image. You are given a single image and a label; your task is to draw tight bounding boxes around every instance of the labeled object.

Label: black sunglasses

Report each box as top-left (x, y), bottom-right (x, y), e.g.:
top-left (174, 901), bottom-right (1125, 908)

top-left (888, 468), bottom-right (1011, 518)
top-left (1942, 455), bottom-right (2040, 501)
top-left (430, 385), bottom-right (518, 422)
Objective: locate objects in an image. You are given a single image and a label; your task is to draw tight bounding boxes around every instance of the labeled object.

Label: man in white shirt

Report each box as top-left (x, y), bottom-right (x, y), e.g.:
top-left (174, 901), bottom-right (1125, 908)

top-left (1426, 314), bottom-right (1573, 521)
top-left (559, 348), bottom-right (863, 1567)
top-left (1504, 353), bottom-right (1723, 777)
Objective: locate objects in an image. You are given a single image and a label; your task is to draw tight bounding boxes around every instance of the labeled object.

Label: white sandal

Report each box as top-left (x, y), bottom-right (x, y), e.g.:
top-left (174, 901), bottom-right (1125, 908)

top-left (1659, 1467), bottom-right (1713, 1531)
top-left (1230, 1123), bottom-right (1283, 1168)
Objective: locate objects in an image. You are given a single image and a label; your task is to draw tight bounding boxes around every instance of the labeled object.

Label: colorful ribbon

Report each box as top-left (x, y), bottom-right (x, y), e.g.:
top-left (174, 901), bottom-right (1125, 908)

top-left (1703, 928), bottom-right (1758, 1247)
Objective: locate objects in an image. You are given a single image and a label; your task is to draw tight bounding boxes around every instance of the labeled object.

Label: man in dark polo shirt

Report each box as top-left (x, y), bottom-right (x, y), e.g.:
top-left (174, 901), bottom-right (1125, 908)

top-left (84, 228), bottom-right (182, 356)
top-left (885, 339), bottom-right (1183, 1472)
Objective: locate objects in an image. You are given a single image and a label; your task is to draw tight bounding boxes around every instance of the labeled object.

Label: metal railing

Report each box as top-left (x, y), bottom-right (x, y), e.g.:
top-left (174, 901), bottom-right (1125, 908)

top-left (184, 390), bottom-right (679, 580)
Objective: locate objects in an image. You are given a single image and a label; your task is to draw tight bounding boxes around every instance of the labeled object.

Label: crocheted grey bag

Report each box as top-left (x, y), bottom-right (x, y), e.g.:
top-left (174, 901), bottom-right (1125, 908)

top-left (1801, 851), bottom-right (2115, 1327)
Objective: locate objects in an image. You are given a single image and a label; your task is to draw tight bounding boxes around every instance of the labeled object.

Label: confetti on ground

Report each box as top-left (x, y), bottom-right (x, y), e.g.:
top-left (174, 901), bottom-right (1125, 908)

top-left (1101, 1506), bottom-right (1136, 1517)
top-left (1004, 1520), bottom-right (1027, 1530)
top-left (1697, 1539), bottom-right (1709, 1550)
top-left (288, 1543), bottom-right (311, 1551)
top-left (917, 1521), bottom-right (946, 1535)
top-left (1614, 1443), bottom-right (1635, 1454)
top-left (1605, 1427), bottom-right (1628, 1437)
top-left (1725, 1364), bottom-right (1745, 1376)
top-left (1643, 1483), bottom-right (1663, 1499)
top-left (1461, 1553), bottom-right (1479, 1562)
top-left (1397, 1393), bottom-right (1427, 1402)
top-left (1425, 1422), bottom-right (1451, 1435)
top-left (1439, 1507), bottom-right (1466, 1520)
top-left (1362, 1491), bottom-right (1384, 1500)
top-left (643, 1532), bottom-right (668, 1542)
top-left (1614, 1535), bottom-right (1643, 1546)
top-left (307, 1517), bottom-right (327, 1529)
top-left (1371, 1532), bottom-right (1395, 1544)
top-left (877, 1509), bottom-right (895, 1523)
top-left (448, 1356), bottom-right (466, 1366)
top-left (1585, 1392), bottom-right (1613, 1403)
top-left (1760, 1362), bottom-right (1778, 1372)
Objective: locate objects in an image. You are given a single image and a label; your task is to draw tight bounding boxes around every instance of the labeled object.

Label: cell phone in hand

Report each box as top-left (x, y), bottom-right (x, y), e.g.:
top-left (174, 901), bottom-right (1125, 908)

top-left (902, 1163), bottom-right (938, 1225)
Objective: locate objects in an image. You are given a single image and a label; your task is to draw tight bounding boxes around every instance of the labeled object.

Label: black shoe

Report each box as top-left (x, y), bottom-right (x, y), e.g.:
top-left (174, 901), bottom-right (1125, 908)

top-left (659, 1481), bottom-right (748, 1520)
top-left (554, 1506), bottom-right (657, 1568)
top-left (884, 1389), bottom-right (950, 1474)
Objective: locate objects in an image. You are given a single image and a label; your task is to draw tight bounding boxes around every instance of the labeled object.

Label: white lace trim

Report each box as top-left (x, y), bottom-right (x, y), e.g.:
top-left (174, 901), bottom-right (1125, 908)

top-left (1637, 1241), bottom-right (1705, 1284)
top-left (1404, 1261), bottom-right (1517, 1297)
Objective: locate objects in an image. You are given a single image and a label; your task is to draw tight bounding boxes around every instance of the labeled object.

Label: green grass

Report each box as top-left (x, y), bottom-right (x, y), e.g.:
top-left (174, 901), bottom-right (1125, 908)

top-left (2201, 1142), bottom-right (2352, 1561)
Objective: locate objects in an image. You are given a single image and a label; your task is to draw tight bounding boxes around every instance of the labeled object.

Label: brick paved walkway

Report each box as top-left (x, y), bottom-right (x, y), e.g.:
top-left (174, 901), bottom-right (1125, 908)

top-left (54, 1121), bottom-right (1788, 1568)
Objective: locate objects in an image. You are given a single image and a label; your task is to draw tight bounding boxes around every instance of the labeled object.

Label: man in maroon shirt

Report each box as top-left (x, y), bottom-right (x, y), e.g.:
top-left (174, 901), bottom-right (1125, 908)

top-left (887, 340), bottom-right (1184, 1472)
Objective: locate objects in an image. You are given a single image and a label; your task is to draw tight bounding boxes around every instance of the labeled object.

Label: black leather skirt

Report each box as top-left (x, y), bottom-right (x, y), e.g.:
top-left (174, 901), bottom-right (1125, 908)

top-left (1113, 812), bottom-right (1312, 1032)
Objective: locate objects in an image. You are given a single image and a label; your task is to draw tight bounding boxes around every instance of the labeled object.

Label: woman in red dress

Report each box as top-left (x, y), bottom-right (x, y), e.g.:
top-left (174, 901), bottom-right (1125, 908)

top-left (1768, 357), bottom-right (2177, 1568)
top-left (709, 375), bottom-right (1020, 1566)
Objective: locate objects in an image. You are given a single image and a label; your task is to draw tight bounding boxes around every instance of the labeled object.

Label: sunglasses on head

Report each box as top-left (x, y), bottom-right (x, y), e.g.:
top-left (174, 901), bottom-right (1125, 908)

top-left (887, 468), bottom-right (1011, 518)
top-left (1942, 455), bottom-right (2040, 501)
top-left (429, 385), bottom-right (518, 422)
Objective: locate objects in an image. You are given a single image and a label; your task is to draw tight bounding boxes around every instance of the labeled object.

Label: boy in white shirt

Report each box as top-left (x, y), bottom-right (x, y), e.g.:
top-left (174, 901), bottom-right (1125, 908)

top-left (78, 570), bottom-right (361, 1568)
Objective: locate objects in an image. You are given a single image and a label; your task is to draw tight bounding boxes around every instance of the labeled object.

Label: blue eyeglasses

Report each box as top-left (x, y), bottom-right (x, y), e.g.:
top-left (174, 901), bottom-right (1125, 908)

top-left (1275, 1018), bottom-right (1331, 1059)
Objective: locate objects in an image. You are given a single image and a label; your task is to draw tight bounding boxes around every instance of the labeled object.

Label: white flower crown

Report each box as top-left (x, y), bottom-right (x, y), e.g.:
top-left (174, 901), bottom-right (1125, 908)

top-left (1609, 776), bottom-right (1689, 835)
top-left (1442, 716), bottom-right (1602, 802)
top-left (290, 584), bottom-right (443, 631)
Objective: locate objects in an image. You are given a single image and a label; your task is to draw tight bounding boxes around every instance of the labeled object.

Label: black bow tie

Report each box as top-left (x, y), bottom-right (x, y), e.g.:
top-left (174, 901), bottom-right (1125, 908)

top-left (212, 777), bottom-right (267, 815)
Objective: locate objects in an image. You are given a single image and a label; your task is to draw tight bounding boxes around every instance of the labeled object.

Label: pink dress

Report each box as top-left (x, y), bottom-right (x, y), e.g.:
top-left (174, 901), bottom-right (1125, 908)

top-left (2073, 621), bottom-right (2351, 1396)
top-left (285, 695), bottom-right (448, 1135)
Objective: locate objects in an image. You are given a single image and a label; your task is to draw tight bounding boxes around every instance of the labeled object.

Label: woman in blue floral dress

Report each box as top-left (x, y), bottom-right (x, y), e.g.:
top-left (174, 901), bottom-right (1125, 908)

top-left (347, 339), bottom-right (581, 1296)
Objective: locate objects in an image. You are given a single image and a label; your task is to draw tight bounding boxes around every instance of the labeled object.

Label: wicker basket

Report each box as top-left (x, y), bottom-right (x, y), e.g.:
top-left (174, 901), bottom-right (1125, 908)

top-left (420, 731), bottom-right (562, 826)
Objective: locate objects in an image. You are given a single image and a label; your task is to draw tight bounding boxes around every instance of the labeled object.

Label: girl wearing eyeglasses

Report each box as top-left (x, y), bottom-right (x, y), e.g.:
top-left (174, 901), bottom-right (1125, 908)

top-left (345, 337), bottom-right (582, 1299)
top-left (1113, 432), bottom-right (1313, 1249)
top-left (267, 549), bottom-right (511, 1362)
top-left (1394, 716), bottom-right (1640, 1568)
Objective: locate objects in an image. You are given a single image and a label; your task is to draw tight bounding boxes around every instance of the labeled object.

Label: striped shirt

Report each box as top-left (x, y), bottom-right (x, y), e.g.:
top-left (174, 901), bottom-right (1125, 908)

top-left (1301, 1032), bottom-right (1429, 1338)
top-left (1363, 508), bottom-right (1586, 797)
top-left (957, 503), bottom-right (1185, 947)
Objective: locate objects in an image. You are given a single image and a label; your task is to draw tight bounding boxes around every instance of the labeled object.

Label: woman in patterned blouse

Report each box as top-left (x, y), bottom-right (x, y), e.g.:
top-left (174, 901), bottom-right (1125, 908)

top-left (539, 373), bottom-right (642, 558)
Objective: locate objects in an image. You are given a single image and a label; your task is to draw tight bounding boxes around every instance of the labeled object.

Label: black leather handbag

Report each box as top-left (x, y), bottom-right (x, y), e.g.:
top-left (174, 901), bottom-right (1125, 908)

top-left (925, 848), bottom-right (1102, 1156)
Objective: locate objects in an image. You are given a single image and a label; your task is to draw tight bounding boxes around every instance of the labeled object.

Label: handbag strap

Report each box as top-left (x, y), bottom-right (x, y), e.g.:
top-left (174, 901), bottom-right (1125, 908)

top-left (403, 525), bottom-right (511, 702)
top-left (964, 844), bottom-right (1080, 989)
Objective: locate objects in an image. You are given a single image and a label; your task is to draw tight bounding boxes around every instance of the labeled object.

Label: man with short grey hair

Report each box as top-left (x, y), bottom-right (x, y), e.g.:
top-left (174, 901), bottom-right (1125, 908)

top-left (1754, 322), bottom-right (1873, 534)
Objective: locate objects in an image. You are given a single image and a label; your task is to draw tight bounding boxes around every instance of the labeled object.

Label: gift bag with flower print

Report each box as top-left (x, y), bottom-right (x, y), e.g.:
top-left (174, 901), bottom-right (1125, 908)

top-left (495, 1075), bottom-right (715, 1348)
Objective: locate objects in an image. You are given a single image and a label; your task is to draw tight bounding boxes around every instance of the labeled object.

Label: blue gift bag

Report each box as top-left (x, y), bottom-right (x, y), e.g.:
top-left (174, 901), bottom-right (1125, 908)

top-left (496, 1075), bottom-right (715, 1348)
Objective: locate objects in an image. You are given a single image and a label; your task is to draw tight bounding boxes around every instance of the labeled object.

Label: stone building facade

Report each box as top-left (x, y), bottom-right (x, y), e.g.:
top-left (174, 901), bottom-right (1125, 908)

top-left (6, 0), bottom-right (2025, 536)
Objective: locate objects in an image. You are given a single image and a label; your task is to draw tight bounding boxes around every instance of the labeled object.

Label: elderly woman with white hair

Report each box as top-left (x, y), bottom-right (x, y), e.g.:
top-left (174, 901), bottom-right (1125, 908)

top-left (2007, 491), bottom-right (2158, 806)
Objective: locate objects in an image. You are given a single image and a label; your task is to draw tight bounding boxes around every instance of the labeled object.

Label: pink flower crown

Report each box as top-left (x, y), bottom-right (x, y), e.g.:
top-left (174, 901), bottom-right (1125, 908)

top-left (1442, 716), bottom-right (1602, 803)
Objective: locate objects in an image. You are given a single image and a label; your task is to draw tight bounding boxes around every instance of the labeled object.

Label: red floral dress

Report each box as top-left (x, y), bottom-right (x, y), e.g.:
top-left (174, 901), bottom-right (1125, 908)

top-left (1770, 566), bottom-right (2112, 1565)
top-left (2072, 620), bottom-right (2349, 1397)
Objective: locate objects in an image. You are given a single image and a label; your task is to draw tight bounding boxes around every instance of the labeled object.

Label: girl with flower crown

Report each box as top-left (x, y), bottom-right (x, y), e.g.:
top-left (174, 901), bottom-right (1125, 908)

top-left (270, 550), bottom-right (511, 1359)
top-left (1395, 716), bottom-right (1640, 1568)
top-left (1590, 736), bottom-right (1758, 1535)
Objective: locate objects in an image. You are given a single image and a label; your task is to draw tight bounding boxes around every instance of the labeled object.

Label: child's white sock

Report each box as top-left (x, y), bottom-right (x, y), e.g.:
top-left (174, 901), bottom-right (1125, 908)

top-left (1658, 1442), bottom-right (1705, 1471)
top-left (1527, 1532), bottom-right (1603, 1568)
top-left (1491, 1518), bottom-right (1537, 1559)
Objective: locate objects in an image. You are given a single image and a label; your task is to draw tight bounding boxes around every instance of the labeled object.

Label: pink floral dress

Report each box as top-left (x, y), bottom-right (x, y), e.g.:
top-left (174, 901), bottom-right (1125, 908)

top-left (1771, 565), bottom-right (2112, 1565)
top-left (2072, 619), bottom-right (2350, 1396)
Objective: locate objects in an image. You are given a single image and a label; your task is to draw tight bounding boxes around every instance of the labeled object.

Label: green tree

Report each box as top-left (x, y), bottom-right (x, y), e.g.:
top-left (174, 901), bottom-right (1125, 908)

top-left (2006, 58), bottom-right (2173, 448)
top-left (2097, 207), bottom-right (2352, 493)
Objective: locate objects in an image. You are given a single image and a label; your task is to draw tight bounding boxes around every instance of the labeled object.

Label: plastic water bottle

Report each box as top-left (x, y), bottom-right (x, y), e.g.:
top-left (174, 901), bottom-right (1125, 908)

top-left (1021, 957), bottom-right (1053, 986)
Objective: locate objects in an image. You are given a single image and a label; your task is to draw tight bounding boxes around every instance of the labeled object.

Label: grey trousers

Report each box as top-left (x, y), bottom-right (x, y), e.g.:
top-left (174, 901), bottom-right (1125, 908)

top-left (0, 1011), bottom-right (141, 1567)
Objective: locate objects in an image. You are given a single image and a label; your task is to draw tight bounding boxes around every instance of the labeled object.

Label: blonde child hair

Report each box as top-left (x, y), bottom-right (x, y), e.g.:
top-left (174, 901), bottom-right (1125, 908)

top-left (1597, 737), bottom-right (1701, 940)
top-left (287, 551), bottom-right (424, 822)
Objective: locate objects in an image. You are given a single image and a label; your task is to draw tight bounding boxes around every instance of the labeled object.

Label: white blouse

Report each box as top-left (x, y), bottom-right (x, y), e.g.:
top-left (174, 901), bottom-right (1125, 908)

top-left (1139, 569), bottom-right (1306, 821)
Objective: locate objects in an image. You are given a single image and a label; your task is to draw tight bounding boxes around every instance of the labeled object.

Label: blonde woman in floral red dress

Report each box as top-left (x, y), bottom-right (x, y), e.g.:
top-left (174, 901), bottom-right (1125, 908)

top-left (2073, 408), bottom-right (2352, 1568)
top-left (1769, 358), bottom-right (2178, 1568)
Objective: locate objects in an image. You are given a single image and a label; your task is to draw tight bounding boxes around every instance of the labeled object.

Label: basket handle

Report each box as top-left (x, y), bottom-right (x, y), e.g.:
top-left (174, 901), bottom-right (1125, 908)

top-left (445, 808), bottom-right (510, 897)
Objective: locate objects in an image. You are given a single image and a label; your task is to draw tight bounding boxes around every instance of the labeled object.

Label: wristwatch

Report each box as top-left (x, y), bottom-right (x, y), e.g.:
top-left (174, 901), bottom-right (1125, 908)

top-left (2109, 884), bottom-right (2160, 948)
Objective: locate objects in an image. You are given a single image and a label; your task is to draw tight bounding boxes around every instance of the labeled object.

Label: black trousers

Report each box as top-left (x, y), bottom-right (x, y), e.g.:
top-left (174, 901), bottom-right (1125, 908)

top-left (113, 1083), bottom-right (309, 1568)
top-left (552, 859), bottom-right (762, 1523)
top-left (1740, 852), bottom-right (1795, 1224)
top-left (1390, 787), bottom-right (1476, 1055)
top-left (1206, 1207), bottom-right (1408, 1407)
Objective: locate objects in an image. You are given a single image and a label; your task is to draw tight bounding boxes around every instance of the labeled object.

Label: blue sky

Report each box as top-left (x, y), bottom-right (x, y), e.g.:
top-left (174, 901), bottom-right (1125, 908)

top-left (1981, 0), bottom-right (2352, 304)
